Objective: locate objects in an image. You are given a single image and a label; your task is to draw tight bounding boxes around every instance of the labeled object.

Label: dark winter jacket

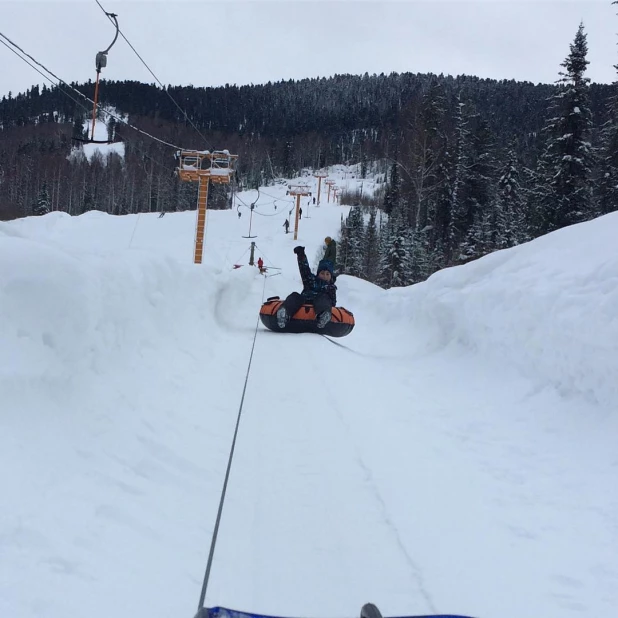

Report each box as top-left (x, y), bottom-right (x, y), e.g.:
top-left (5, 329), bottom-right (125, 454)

top-left (297, 253), bottom-right (337, 306)
top-left (324, 240), bottom-right (337, 266)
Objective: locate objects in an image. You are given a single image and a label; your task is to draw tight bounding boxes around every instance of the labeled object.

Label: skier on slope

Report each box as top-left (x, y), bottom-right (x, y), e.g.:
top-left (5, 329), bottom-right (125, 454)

top-left (276, 246), bottom-right (336, 329)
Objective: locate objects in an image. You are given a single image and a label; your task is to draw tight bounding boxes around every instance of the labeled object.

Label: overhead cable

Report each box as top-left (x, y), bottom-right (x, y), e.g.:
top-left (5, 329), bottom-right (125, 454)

top-left (94, 0), bottom-right (214, 150)
top-left (0, 30), bottom-right (182, 150)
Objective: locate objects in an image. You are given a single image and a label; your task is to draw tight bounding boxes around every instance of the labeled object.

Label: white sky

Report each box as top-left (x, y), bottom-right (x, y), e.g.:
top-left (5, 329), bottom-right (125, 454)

top-left (1, 1), bottom-right (618, 99)
top-left (1, 164), bottom-right (618, 618)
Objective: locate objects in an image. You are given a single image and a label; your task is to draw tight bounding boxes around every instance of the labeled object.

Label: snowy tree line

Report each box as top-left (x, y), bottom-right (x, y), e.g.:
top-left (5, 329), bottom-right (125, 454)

top-left (337, 24), bottom-right (618, 287)
top-left (2, 54), bottom-right (615, 221)
top-left (1, 21), bottom-right (618, 289)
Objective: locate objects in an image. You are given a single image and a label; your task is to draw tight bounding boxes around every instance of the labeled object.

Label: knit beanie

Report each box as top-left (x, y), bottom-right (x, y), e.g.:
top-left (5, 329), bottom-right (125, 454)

top-left (317, 259), bottom-right (334, 276)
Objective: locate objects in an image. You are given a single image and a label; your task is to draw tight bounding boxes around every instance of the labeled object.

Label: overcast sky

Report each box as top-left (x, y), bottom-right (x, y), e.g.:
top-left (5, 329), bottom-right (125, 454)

top-left (1, 1), bottom-right (618, 100)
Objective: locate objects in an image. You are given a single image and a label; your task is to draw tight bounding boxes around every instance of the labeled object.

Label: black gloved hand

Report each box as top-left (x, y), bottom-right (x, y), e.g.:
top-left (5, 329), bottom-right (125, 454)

top-left (293, 246), bottom-right (305, 255)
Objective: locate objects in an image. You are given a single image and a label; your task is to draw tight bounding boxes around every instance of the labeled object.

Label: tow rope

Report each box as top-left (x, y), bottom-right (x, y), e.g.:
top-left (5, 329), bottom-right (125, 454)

top-left (196, 276), bottom-right (267, 612)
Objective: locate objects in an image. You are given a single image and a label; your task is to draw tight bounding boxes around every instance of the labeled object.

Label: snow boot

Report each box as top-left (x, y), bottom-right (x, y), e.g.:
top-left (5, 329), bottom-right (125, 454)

top-left (276, 306), bottom-right (288, 329)
top-left (316, 310), bottom-right (332, 329)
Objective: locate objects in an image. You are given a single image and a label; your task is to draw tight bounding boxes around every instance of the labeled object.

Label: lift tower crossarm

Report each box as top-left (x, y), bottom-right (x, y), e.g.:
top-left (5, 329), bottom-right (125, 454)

top-left (313, 172), bottom-right (328, 206)
top-left (324, 179), bottom-right (336, 203)
top-left (288, 184), bottom-right (311, 241)
top-left (176, 150), bottom-right (239, 263)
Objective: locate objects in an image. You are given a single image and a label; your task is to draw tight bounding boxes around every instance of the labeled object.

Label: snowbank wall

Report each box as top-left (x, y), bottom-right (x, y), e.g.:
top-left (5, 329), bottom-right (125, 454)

top-left (386, 213), bottom-right (618, 409)
top-left (0, 223), bottom-right (253, 385)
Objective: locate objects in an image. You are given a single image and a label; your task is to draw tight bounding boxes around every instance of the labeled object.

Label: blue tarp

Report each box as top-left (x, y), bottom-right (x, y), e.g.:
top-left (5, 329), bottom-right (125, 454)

top-left (203, 606), bottom-right (476, 618)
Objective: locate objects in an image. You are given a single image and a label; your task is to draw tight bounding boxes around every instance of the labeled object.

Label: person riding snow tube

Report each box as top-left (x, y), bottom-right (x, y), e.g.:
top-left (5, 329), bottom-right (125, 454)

top-left (258, 246), bottom-right (354, 337)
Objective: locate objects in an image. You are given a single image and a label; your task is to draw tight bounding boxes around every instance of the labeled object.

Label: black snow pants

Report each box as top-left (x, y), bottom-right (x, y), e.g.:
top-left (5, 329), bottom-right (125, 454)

top-left (281, 291), bottom-right (333, 319)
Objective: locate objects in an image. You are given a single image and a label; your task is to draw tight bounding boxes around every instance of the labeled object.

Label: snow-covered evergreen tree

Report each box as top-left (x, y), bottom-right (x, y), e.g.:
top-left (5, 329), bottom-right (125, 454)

top-left (408, 77), bottom-right (447, 232)
top-left (408, 226), bottom-right (432, 283)
top-left (462, 209), bottom-right (492, 260)
top-left (107, 117), bottom-right (117, 143)
top-left (596, 129), bottom-right (618, 216)
top-left (363, 206), bottom-right (380, 282)
top-left (83, 185), bottom-right (95, 213)
top-left (360, 153), bottom-right (368, 179)
top-left (458, 116), bottom-right (497, 260)
top-left (382, 158), bottom-right (401, 216)
top-left (428, 145), bottom-right (453, 269)
top-left (378, 205), bottom-right (411, 288)
top-left (494, 151), bottom-right (525, 248)
top-left (72, 110), bottom-right (88, 141)
top-left (530, 23), bottom-right (595, 235)
top-left (33, 183), bottom-right (51, 216)
top-left (337, 213), bottom-right (351, 274)
top-left (344, 206), bottom-right (365, 278)
top-left (447, 95), bottom-right (469, 259)
top-left (595, 3), bottom-right (618, 216)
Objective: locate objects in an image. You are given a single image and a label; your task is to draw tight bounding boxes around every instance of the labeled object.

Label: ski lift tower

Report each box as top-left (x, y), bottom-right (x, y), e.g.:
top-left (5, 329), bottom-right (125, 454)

top-left (325, 179), bottom-right (336, 203)
top-left (313, 171), bottom-right (328, 206)
top-left (176, 149), bottom-right (238, 264)
top-left (288, 183), bottom-right (311, 241)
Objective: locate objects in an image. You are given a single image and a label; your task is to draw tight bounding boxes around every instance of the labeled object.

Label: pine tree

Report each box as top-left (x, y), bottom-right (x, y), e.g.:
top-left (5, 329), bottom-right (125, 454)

top-left (462, 209), bottom-right (491, 260)
top-left (531, 23), bottom-right (595, 235)
top-left (428, 145), bottom-right (453, 269)
top-left (33, 183), bottom-right (51, 216)
top-left (83, 185), bottom-right (95, 213)
top-left (407, 77), bottom-right (447, 232)
top-left (408, 226), bottom-right (431, 283)
top-left (344, 206), bottom-right (365, 277)
top-left (72, 110), bottom-right (88, 141)
top-left (596, 126), bottom-right (618, 215)
top-left (378, 205), bottom-right (411, 288)
top-left (338, 213), bottom-right (351, 274)
top-left (382, 158), bottom-right (401, 216)
top-left (493, 151), bottom-right (525, 248)
top-left (363, 206), bottom-right (380, 282)
top-left (107, 117), bottom-right (117, 143)
top-left (596, 2), bottom-right (618, 216)
top-left (360, 153), bottom-right (368, 179)
top-left (447, 95), bottom-right (469, 259)
top-left (457, 116), bottom-right (497, 259)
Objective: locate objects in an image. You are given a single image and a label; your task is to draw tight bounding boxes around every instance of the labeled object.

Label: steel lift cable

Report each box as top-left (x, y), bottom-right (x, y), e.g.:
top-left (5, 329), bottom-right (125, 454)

top-left (94, 0), bottom-right (215, 151)
top-left (195, 276), bottom-right (267, 613)
top-left (0, 30), bottom-right (182, 150)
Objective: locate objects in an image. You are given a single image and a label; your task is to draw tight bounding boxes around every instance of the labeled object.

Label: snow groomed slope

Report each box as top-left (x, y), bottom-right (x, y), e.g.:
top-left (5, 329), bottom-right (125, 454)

top-left (2, 168), bottom-right (618, 618)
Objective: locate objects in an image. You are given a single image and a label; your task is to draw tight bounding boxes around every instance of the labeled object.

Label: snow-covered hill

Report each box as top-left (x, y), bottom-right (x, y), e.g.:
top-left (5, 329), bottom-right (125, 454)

top-left (1, 173), bottom-right (617, 618)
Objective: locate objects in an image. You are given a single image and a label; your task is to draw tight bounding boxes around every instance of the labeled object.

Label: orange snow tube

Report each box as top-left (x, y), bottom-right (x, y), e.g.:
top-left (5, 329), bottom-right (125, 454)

top-left (259, 296), bottom-right (355, 337)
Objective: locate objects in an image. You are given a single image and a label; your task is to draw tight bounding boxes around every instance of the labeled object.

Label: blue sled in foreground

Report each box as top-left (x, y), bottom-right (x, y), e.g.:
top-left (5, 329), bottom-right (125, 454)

top-left (195, 603), bottom-right (475, 618)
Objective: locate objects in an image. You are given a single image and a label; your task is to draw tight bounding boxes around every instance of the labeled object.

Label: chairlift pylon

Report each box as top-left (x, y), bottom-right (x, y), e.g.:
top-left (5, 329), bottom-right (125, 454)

top-left (242, 203), bottom-right (258, 239)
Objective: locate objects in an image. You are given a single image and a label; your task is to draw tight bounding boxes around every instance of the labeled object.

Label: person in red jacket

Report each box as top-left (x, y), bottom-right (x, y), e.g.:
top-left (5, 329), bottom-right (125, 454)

top-left (257, 257), bottom-right (265, 274)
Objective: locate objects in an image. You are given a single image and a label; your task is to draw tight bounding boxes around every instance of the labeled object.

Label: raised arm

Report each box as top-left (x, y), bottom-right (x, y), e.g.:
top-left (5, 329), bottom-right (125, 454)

top-left (294, 247), bottom-right (314, 286)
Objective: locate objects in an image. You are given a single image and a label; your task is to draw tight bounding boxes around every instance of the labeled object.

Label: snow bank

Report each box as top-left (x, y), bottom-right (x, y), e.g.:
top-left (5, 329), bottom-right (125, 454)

top-left (2, 184), bottom-right (618, 618)
top-left (0, 223), bottom-right (233, 392)
top-left (387, 212), bottom-right (618, 408)
top-left (0, 219), bottom-right (269, 618)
